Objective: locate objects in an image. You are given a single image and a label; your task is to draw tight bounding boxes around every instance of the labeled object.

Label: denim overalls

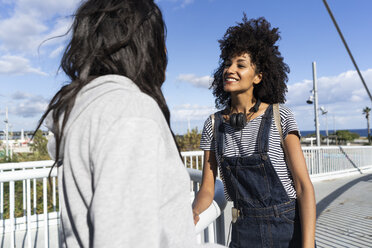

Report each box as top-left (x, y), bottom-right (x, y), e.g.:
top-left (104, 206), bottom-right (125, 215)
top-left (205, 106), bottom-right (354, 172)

top-left (215, 105), bottom-right (302, 248)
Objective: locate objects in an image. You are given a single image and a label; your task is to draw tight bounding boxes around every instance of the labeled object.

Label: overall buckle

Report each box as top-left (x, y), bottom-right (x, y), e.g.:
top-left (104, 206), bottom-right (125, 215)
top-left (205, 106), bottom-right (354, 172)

top-left (232, 207), bottom-right (240, 223)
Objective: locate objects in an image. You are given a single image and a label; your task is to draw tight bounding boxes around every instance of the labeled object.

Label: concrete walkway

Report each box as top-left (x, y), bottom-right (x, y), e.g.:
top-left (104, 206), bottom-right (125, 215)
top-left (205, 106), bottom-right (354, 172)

top-left (314, 172), bottom-right (372, 247)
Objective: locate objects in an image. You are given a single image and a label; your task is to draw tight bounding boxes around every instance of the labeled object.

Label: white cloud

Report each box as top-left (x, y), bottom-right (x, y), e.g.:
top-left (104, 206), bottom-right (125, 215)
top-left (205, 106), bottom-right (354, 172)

top-left (175, 69), bottom-right (372, 131)
top-left (42, 18), bottom-right (73, 47)
top-left (180, 0), bottom-right (195, 8)
top-left (177, 74), bottom-right (212, 88)
top-left (15, 0), bottom-right (80, 19)
top-left (49, 45), bottom-right (65, 58)
top-left (287, 68), bottom-right (372, 106)
top-left (286, 68), bottom-right (372, 130)
top-left (171, 104), bottom-right (215, 134)
top-left (12, 101), bottom-right (47, 118)
top-left (156, 0), bottom-right (195, 8)
top-left (0, 0), bottom-right (77, 54)
top-left (0, 91), bottom-right (49, 130)
top-left (290, 102), bottom-right (370, 132)
top-left (0, 13), bottom-right (48, 53)
top-left (0, 55), bottom-right (47, 75)
top-left (12, 91), bottom-right (33, 100)
top-left (171, 104), bottom-right (216, 121)
top-left (9, 91), bottom-right (49, 118)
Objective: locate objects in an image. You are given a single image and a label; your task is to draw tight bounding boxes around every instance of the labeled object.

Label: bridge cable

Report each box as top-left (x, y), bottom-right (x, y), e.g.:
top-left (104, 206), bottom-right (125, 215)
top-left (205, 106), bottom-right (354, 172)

top-left (322, 0), bottom-right (372, 103)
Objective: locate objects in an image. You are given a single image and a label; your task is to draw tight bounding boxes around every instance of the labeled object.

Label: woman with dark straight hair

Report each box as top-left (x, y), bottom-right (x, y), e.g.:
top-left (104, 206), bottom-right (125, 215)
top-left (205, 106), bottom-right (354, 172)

top-left (37, 1), bottom-right (221, 247)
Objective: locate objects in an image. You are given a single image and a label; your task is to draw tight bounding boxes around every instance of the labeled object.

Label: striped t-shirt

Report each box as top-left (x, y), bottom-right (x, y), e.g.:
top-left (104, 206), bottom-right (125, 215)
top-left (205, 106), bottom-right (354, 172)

top-left (200, 104), bottom-right (300, 200)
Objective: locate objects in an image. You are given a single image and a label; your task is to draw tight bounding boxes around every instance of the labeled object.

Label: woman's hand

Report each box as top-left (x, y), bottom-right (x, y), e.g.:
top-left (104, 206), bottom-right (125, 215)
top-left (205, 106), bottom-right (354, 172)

top-left (192, 210), bottom-right (200, 225)
top-left (191, 150), bottom-right (218, 225)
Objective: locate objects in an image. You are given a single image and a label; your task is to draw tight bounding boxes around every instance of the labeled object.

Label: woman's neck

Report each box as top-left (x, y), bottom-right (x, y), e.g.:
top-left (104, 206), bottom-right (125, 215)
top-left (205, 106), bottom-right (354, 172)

top-left (230, 92), bottom-right (256, 113)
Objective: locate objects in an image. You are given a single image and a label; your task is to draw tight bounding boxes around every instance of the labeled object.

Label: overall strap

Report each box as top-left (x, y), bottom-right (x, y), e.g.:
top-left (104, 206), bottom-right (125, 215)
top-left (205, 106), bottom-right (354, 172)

top-left (257, 105), bottom-right (273, 154)
top-left (273, 103), bottom-right (290, 164)
top-left (273, 103), bottom-right (284, 145)
top-left (210, 113), bottom-right (215, 137)
top-left (213, 111), bottom-right (225, 157)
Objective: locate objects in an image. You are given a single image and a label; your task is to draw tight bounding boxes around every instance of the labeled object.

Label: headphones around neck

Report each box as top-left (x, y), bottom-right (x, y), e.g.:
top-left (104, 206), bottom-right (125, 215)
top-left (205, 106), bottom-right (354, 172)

top-left (229, 99), bottom-right (261, 130)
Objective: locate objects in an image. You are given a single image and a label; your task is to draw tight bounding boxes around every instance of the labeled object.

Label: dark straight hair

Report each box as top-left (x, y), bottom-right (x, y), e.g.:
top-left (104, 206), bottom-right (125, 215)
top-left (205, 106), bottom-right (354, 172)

top-left (36, 0), bottom-right (173, 166)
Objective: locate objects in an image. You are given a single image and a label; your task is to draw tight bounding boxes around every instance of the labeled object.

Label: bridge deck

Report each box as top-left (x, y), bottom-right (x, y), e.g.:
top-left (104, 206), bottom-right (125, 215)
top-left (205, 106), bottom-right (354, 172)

top-left (314, 172), bottom-right (372, 247)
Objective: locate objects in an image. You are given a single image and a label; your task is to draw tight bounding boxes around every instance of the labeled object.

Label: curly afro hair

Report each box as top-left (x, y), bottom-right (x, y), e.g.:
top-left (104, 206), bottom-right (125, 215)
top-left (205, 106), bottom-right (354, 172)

top-left (211, 15), bottom-right (289, 109)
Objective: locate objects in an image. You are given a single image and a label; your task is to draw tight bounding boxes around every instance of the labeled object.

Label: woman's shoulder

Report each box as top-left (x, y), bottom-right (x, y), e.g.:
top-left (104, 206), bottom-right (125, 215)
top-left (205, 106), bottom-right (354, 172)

top-left (204, 110), bottom-right (221, 121)
top-left (276, 104), bottom-right (296, 120)
top-left (276, 104), bottom-right (300, 136)
top-left (202, 114), bottom-right (213, 131)
top-left (277, 104), bottom-right (293, 113)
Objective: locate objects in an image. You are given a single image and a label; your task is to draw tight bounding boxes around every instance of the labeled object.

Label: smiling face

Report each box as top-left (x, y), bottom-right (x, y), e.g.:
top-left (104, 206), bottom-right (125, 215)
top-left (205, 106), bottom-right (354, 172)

top-left (223, 53), bottom-right (262, 95)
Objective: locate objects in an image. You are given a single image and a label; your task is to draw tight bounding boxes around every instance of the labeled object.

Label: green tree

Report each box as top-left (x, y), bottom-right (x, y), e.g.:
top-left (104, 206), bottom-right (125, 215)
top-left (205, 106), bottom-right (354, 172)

top-left (363, 106), bottom-right (371, 144)
top-left (176, 127), bottom-right (201, 151)
top-left (175, 127), bottom-right (203, 169)
top-left (335, 130), bottom-right (359, 144)
top-left (0, 131), bottom-right (51, 163)
top-left (29, 130), bottom-right (50, 160)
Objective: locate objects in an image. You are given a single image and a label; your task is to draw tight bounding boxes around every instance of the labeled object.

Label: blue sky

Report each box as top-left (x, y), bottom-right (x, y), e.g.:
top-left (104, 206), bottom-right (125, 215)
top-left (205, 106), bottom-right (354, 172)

top-left (0, 0), bottom-right (372, 135)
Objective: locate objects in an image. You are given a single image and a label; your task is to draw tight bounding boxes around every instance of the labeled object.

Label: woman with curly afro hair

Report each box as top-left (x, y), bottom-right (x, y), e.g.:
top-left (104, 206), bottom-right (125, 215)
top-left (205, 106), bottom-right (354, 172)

top-left (192, 15), bottom-right (316, 247)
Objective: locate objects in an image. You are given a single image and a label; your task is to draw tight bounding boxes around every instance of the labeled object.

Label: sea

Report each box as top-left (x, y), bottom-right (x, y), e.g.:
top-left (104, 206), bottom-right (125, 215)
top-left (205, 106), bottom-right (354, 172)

top-left (0, 129), bottom-right (370, 139)
top-left (300, 128), bottom-right (369, 137)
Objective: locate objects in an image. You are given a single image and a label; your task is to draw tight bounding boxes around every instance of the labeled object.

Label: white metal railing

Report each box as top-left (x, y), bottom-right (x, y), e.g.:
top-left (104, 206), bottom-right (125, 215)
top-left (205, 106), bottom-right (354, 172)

top-left (187, 168), bottom-right (227, 245)
top-left (181, 151), bottom-right (204, 170)
top-left (1, 146), bottom-right (371, 247)
top-left (181, 151), bottom-right (227, 244)
top-left (302, 146), bottom-right (372, 177)
top-left (181, 146), bottom-right (372, 177)
top-left (0, 158), bottom-right (226, 247)
top-left (0, 160), bottom-right (57, 248)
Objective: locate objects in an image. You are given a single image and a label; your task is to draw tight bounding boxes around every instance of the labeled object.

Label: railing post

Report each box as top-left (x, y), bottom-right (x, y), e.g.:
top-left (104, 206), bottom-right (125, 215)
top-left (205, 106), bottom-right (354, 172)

top-left (215, 211), bottom-right (226, 245)
top-left (193, 182), bottom-right (198, 197)
top-left (33, 177), bottom-right (37, 216)
top-left (43, 177), bottom-right (49, 248)
top-left (203, 228), bottom-right (209, 243)
top-left (53, 177), bottom-right (56, 212)
top-left (207, 222), bottom-right (215, 243)
top-left (27, 179), bottom-right (32, 247)
top-left (0, 171), bottom-right (3, 219)
top-left (23, 169), bottom-right (26, 224)
top-left (9, 179), bottom-right (15, 248)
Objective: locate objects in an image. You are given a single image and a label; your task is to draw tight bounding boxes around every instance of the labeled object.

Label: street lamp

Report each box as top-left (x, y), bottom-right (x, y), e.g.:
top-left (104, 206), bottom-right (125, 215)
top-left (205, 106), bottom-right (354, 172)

top-left (320, 106), bottom-right (329, 146)
top-left (306, 62), bottom-right (321, 146)
top-left (3, 106), bottom-right (10, 160)
top-left (306, 94), bottom-right (314, 104)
